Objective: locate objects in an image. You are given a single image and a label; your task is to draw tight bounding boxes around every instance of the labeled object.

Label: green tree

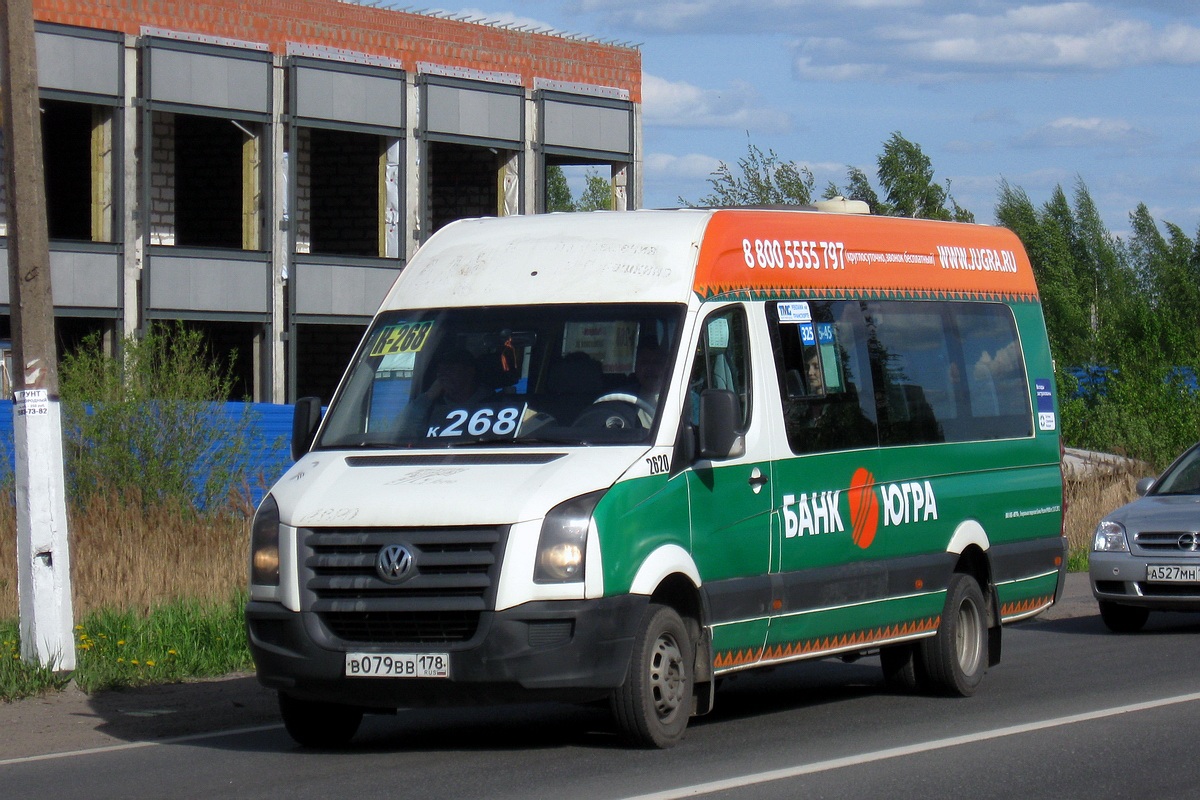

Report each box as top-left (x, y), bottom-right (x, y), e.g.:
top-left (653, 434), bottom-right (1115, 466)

top-left (875, 132), bottom-right (974, 222)
top-left (575, 169), bottom-right (614, 211)
top-left (684, 137), bottom-right (814, 207)
top-left (546, 165), bottom-right (573, 212)
top-left (59, 321), bottom-right (257, 511)
top-left (1001, 175), bottom-right (1200, 467)
top-left (825, 133), bottom-right (973, 221)
top-left (823, 166), bottom-right (884, 213)
top-left (995, 180), bottom-right (1090, 366)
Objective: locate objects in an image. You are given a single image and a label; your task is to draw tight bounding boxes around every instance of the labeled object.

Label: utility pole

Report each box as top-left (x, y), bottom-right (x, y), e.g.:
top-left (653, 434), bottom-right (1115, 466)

top-left (1, 0), bottom-right (76, 671)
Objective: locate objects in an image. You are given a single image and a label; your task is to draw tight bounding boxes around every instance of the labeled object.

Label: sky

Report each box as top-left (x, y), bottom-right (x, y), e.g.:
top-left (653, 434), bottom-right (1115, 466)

top-left (438, 1), bottom-right (1198, 240)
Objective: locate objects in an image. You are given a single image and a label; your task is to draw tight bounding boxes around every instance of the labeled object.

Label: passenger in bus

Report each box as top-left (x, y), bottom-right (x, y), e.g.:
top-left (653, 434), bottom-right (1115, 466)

top-left (790, 353), bottom-right (875, 453)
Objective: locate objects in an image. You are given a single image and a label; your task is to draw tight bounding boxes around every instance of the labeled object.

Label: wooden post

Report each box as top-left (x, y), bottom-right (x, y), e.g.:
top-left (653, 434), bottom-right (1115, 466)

top-left (1, 0), bottom-right (76, 671)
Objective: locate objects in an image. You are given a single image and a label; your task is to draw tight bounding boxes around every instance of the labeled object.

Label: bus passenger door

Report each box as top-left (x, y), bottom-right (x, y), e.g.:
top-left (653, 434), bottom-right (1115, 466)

top-left (685, 306), bottom-right (774, 673)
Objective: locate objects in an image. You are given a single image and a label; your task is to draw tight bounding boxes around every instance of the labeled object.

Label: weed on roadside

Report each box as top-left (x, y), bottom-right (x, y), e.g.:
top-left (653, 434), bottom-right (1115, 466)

top-left (1, 594), bottom-right (252, 701)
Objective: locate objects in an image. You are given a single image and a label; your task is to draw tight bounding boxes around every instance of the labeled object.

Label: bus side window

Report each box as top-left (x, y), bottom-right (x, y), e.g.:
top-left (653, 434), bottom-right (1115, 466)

top-left (767, 301), bottom-right (877, 455)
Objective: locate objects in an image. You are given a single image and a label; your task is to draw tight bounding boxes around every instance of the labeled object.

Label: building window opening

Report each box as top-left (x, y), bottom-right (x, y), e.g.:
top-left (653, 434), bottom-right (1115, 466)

top-left (164, 319), bottom-right (260, 401)
top-left (544, 158), bottom-right (616, 212)
top-left (165, 112), bottom-right (262, 250)
top-left (42, 99), bottom-right (114, 242)
top-left (295, 323), bottom-right (366, 401)
top-left (428, 141), bottom-right (506, 233)
top-left (298, 127), bottom-right (387, 257)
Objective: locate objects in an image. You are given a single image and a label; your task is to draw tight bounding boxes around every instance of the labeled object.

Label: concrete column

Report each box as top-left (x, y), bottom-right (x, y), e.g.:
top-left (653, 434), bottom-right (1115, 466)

top-left (269, 59), bottom-right (287, 403)
top-left (523, 89), bottom-right (537, 214)
top-left (629, 103), bottom-right (643, 210)
top-left (121, 34), bottom-right (140, 339)
top-left (404, 79), bottom-right (422, 259)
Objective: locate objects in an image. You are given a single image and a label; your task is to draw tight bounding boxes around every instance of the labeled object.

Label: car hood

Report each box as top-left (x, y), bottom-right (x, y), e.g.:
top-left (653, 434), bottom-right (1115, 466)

top-left (1107, 494), bottom-right (1200, 532)
top-left (268, 447), bottom-right (645, 528)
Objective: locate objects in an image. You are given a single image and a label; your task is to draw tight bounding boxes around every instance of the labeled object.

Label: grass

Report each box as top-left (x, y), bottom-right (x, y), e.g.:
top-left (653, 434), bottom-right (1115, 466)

top-left (0, 490), bottom-right (253, 701)
top-left (1, 594), bottom-right (252, 700)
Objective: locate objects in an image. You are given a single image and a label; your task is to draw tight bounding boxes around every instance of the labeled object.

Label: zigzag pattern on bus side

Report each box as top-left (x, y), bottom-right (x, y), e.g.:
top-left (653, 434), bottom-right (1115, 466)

top-left (712, 615), bottom-right (941, 670)
top-left (1000, 594), bottom-right (1055, 619)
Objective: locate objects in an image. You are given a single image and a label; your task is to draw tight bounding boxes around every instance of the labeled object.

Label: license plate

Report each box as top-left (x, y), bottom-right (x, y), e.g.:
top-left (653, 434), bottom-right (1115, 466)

top-left (345, 652), bottom-right (449, 678)
top-left (1146, 565), bottom-right (1200, 582)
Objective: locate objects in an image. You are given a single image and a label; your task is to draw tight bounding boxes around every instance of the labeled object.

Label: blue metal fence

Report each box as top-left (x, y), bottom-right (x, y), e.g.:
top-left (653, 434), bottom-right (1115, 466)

top-left (0, 400), bottom-right (295, 511)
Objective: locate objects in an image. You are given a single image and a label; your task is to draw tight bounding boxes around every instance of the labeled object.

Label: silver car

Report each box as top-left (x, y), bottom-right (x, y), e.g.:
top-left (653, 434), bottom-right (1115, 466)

top-left (1090, 441), bottom-right (1200, 632)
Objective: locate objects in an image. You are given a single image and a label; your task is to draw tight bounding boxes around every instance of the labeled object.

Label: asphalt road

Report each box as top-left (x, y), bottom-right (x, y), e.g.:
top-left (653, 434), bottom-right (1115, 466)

top-left (3, 573), bottom-right (1197, 799)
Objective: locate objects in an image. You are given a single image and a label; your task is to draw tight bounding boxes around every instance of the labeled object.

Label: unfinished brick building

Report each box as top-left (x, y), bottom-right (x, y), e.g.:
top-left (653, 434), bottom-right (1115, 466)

top-left (1, 0), bottom-right (643, 402)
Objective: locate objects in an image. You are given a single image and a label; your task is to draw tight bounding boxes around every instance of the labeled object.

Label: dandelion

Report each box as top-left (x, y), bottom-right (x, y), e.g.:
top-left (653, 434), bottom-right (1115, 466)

top-left (168, 649), bottom-right (178, 656)
top-left (117, 640), bottom-right (126, 646)
top-left (146, 660), bottom-right (156, 667)
top-left (117, 658), bottom-right (125, 663)
top-left (130, 659), bottom-right (139, 665)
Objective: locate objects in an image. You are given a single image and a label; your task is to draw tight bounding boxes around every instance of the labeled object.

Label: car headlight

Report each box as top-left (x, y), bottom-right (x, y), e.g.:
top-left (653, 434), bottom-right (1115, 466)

top-left (250, 495), bottom-right (281, 586)
top-left (1093, 520), bottom-right (1130, 552)
top-left (534, 491), bottom-right (605, 583)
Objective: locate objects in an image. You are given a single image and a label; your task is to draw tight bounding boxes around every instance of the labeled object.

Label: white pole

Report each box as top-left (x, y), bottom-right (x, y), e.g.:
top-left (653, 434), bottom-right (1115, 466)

top-left (13, 391), bottom-right (75, 671)
top-left (2, 0), bottom-right (76, 672)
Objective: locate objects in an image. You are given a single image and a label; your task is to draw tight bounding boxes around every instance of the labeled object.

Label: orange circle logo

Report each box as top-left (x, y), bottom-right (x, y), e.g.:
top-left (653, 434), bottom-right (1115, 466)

top-left (849, 467), bottom-right (879, 549)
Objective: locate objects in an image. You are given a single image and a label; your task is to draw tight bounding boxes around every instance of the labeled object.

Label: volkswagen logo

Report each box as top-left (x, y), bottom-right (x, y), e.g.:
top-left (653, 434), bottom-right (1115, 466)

top-left (1177, 533), bottom-right (1200, 552)
top-left (376, 544), bottom-right (415, 584)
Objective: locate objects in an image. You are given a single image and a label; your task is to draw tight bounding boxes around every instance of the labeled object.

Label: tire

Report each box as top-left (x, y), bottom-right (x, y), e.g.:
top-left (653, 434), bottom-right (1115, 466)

top-left (879, 643), bottom-right (922, 692)
top-left (917, 573), bottom-right (988, 697)
top-left (610, 604), bottom-right (695, 748)
top-left (1098, 601), bottom-right (1149, 633)
top-left (278, 693), bottom-right (364, 748)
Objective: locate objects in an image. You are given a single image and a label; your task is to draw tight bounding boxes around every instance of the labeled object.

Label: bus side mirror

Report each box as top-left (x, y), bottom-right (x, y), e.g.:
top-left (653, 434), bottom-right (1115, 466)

top-left (698, 389), bottom-right (745, 460)
top-left (292, 396), bottom-right (323, 461)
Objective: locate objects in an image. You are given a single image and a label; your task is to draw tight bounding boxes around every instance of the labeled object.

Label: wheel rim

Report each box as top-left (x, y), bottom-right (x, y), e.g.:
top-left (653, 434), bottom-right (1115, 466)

top-left (954, 596), bottom-right (984, 675)
top-left (649, 631), bottom-right (687, 720)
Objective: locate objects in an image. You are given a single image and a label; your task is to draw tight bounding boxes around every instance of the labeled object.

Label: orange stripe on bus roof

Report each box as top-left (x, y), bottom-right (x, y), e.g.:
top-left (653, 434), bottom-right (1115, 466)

top-left (693, 210), bottom-right (1040, 301)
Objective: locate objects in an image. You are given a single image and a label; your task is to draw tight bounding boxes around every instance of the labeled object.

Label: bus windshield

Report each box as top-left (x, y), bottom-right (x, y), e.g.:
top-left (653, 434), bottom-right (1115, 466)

top-left (316, 303), bottom-right (684, 449)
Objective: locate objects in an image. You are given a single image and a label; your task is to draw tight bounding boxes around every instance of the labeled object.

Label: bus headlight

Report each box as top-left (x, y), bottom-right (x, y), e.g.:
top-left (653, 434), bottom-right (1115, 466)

top-left (250, 494), bottom-right (281, 586)
top-left (534, 491), bottom-right (605, 583)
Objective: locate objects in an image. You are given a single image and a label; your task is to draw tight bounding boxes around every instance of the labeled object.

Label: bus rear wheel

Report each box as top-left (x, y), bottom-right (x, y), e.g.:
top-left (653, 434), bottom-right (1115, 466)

top-left (918, 572), bottom-right (988, 697)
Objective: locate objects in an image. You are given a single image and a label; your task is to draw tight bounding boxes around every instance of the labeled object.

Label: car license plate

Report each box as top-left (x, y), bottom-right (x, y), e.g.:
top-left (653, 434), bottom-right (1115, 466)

top-left (345, 652), bottom-right (449, 678)
top-left (1146, 565), bottom-right (1200, 582)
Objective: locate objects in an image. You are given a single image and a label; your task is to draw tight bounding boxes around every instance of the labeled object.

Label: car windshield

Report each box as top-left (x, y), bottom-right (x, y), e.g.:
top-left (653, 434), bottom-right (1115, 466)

top-left (1153, 444), bottom-right (1200, 495)
top-left (316, 303), bottom-right (684, 449)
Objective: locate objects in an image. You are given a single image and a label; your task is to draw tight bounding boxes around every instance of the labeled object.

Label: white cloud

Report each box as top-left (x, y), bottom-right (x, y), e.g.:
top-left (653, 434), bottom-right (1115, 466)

top-left (644, 152), bottom-right (723, 179)
top-left (1016, 116), bottom-right (1155, 149)
top-left (789, 3), bottom-right (1200, 81)
top-left (642, 73), bottom-right (791, 132)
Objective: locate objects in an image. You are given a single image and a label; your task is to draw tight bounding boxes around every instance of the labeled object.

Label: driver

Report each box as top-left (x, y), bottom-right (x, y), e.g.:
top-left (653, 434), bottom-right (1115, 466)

top-left (588, 345), bottom-right (668, 429)
top-left (398, 348), bottom-right (492, 436)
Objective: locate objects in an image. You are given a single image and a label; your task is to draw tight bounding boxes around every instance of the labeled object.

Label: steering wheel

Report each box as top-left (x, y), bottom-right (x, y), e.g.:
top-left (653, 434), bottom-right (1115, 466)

top-left (574, 392), bottom-right (656, 430)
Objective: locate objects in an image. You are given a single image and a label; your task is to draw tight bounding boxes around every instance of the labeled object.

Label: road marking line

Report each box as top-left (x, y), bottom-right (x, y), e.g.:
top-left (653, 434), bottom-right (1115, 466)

top-left (0, 724), bottom-right (283, 767)
top-left (619, 691), bottom-right (1200, 800)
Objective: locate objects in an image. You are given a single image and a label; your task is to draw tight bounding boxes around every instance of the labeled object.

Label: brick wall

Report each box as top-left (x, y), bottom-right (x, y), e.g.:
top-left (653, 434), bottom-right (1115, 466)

top-left (294, 127), bottom-right (311, 254)
top-left (307, 127), bottom-right (379, 257)
top-left (149, 111), bottom-right (175, 246)
top-left (31, 0), bottom-right (641, 101)
top-left (429, 142), bottom-right (498, 233)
